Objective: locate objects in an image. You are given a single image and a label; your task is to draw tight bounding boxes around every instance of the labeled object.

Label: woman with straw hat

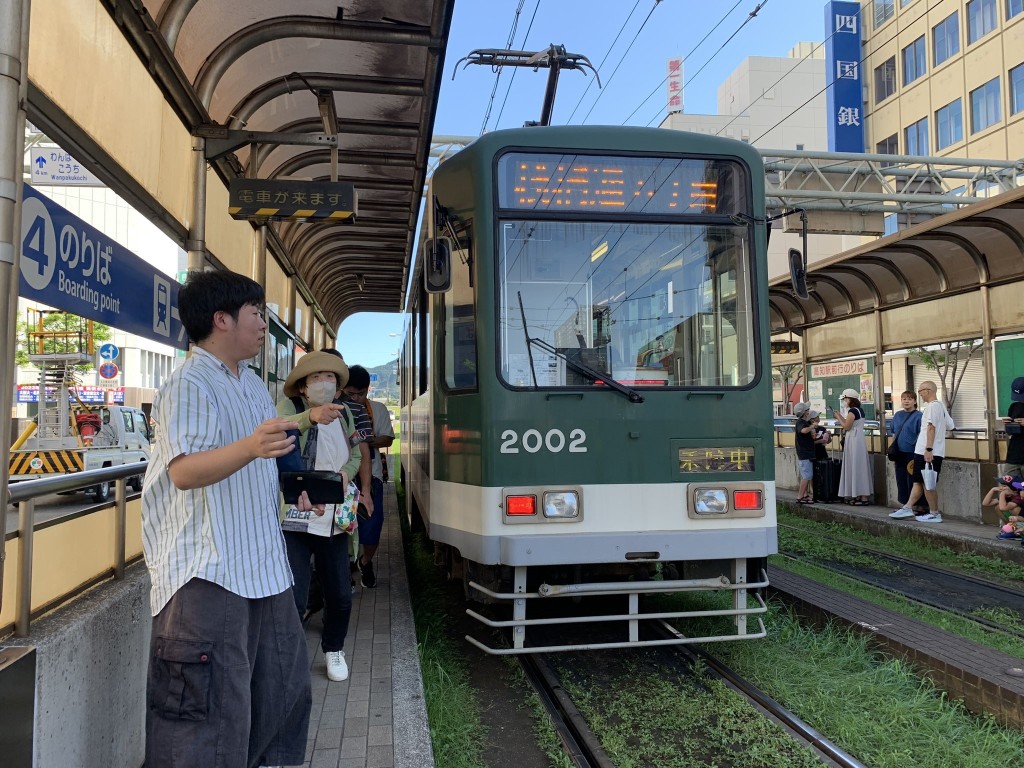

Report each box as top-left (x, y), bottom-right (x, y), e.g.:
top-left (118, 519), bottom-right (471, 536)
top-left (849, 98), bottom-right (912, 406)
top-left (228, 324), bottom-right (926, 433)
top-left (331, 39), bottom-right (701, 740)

top-left (277, 351), bottom-right (362, 682)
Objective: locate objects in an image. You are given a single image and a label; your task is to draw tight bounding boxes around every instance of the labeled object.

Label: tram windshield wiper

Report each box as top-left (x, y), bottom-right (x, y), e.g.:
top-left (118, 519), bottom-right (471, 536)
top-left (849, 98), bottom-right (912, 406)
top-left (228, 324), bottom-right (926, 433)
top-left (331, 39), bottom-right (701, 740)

top-left (517, 292), bottom-right (643, 403)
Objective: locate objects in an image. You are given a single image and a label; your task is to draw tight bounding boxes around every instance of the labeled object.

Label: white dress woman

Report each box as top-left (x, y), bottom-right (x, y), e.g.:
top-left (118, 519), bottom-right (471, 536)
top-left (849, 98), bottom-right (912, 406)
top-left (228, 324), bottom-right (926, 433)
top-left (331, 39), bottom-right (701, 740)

top-left (837, 389), bottom-right (873, 504)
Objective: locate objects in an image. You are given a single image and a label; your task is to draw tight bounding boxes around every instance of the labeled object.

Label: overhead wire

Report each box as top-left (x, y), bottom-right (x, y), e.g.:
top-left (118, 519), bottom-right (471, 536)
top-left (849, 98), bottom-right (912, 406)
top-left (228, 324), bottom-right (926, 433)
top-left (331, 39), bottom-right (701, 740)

top-left (480, 0), bottom-right (530, 135)
top-left (749, 0), bottom-right (944, 144)
top-left (619, 0), bottom-right (746, 125)
top-left (579, 0), bottom-right (665, 125)
top-left (563, 0), bottom-right (644, 124)
top-left (492, 0), bottom-right (543, 130)
top-left (643, 1), bottom-right (771, 127)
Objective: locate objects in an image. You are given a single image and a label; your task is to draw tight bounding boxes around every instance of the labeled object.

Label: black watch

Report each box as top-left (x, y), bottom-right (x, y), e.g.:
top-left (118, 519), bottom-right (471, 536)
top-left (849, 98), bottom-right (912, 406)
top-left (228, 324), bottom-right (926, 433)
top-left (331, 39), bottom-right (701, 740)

top-left (925, 447), bottom-right (933, 451)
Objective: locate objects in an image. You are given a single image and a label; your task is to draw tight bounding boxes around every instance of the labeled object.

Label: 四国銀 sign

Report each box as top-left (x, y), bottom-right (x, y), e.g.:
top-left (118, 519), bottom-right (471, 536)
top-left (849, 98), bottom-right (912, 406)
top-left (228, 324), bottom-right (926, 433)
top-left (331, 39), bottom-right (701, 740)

top-left (228, 179), bottom-right (357, 221)
top-left (19, 185), bottom-right (187, 350)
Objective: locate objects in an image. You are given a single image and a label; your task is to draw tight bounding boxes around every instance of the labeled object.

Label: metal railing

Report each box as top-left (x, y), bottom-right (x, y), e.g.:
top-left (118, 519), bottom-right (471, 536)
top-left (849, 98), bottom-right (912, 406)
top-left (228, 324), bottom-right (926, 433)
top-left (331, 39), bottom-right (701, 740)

top-left (773, 424), bottom-right (1001, 462)
top-left (6, 462), bottom-right (145, 637)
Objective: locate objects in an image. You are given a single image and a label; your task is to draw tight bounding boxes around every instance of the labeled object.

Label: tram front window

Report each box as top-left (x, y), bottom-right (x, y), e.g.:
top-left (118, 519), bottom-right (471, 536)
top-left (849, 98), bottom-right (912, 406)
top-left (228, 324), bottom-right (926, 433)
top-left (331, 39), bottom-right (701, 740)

top-left (497, 220), bottom-right (756, 389)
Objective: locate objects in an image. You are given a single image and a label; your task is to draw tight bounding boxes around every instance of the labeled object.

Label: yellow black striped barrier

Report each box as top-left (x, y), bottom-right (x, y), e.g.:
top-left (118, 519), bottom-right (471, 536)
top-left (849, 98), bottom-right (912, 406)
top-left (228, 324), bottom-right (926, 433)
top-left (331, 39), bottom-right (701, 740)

top-left (9, 450), bottom-right (85, 475)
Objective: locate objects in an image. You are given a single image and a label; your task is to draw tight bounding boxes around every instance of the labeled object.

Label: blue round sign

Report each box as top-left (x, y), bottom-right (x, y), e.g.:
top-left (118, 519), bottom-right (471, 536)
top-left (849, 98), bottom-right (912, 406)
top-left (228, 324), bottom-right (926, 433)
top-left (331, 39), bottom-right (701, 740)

top-left (99, 343), bottom-right (119, 361)
top-left (99, 362), bottom-right (119, 380)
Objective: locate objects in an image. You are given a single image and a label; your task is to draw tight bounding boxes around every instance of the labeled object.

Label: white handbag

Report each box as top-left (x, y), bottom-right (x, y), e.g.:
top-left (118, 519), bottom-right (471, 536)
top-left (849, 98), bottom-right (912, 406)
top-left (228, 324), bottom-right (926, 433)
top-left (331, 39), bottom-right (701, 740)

top-left (921, 462), bottom-right (938, 491)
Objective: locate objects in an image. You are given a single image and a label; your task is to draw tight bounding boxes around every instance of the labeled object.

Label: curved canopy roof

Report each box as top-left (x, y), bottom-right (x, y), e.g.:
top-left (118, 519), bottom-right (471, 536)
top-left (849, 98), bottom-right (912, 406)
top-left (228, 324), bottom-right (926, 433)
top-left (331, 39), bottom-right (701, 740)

top-left (138, 0), bottom-right (455, 327)
top-left (768, 185), bottom-right (1024, 336)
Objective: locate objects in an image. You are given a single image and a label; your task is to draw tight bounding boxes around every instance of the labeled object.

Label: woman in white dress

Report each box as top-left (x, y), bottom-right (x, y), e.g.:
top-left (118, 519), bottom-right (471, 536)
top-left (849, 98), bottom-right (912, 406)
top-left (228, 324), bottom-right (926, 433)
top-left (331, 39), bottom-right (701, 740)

top-left (837, 388), bottom-right (873, 505)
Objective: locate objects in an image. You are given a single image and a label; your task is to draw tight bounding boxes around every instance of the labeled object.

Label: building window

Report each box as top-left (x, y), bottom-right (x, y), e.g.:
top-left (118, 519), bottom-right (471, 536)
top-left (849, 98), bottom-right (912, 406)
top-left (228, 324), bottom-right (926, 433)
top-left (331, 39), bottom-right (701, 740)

top-left (935, 99), bottom-right (963, 150)
top-left (874, 57), bottom-right (897, 103)
top-left (933, 12), bottom-right (960, 66)
top-left (874, 0), bottom-right (895, 28)
top-left (1011, 63), bottom-right (1024, 115)
top-left (1009, 0), bottom-right (1024, 20)
top-left (902, 36), bottom-right (927, 85)
top-left (970, 77), bottom-right (1001, 132)
top-left (876, 134), bottom-right (898, 155)
top-left (904, 117), bottom-right (929, 156)
top-left (967, 0), bottom-right (997, 44)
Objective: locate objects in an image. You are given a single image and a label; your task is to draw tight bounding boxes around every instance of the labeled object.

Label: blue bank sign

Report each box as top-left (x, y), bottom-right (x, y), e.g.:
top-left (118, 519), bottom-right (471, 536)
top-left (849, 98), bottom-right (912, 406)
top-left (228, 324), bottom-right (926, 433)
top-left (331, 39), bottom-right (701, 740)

top-left (824, 1), bottom-right (865, 152)
top-left (19, 185), bottom-right (187, 350)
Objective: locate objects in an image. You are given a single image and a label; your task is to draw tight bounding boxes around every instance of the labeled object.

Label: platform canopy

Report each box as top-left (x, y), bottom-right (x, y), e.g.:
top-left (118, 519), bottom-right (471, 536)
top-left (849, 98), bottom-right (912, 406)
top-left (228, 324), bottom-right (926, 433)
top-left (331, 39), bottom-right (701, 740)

top-left (124, 0), bottom-right (455, 327)
top-left (768, 184), bottom-right (1024, 339)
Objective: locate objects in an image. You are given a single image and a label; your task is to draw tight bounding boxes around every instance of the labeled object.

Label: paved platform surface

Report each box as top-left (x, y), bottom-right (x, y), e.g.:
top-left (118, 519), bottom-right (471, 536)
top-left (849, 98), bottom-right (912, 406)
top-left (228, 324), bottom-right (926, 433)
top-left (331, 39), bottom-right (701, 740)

top-left (297, 482), bottom-right (434, 768)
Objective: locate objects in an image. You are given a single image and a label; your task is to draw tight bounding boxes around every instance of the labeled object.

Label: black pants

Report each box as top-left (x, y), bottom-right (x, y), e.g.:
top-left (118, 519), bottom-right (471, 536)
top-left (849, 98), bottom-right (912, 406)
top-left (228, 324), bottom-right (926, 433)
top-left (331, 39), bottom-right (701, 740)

top-left (284, 531), bottom-right (352, 652)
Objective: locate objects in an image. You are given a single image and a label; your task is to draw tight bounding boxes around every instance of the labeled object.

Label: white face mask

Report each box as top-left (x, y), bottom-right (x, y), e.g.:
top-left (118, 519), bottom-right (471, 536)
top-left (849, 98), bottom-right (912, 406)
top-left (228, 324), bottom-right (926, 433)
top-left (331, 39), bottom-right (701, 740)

top-left (305, 380), bottom-right (336, 406)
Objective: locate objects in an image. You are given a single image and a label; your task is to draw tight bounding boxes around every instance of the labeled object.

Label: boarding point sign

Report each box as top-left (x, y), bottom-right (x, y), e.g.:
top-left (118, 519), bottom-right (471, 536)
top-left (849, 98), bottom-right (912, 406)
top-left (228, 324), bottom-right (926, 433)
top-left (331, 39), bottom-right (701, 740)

top-left (18, 184), bottom-right (187, 350)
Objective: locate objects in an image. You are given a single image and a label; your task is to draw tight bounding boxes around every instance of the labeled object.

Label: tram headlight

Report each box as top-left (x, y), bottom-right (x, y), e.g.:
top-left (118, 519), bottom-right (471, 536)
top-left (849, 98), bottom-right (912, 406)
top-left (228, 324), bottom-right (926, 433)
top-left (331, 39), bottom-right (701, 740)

top-left (543, 491), bottom-right (580, 518)
top-left (693, 488), bottom-right (729, 515)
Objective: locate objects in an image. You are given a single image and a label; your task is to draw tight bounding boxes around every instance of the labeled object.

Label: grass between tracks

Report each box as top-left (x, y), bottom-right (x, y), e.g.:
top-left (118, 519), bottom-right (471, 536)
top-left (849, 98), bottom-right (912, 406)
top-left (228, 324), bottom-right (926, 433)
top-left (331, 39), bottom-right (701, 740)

top-left (653, 595), bottom-right (1024, 768)
top-left (777, 509), bottom-right (1024, 656)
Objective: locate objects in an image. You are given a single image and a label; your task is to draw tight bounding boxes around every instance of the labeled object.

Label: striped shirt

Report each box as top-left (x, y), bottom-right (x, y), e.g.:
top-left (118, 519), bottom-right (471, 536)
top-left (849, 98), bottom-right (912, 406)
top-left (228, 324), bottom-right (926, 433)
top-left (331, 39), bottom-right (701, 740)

top-left (141, 346), bottom-right (293, 615)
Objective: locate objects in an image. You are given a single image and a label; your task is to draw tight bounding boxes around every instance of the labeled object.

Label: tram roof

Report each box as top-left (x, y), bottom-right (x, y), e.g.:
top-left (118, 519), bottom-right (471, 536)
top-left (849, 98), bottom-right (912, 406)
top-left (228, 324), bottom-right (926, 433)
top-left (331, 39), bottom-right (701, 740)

top-left (768, 184), bottom-right (1024, 335)
top-left (134, 0), bottom-right (455, 327)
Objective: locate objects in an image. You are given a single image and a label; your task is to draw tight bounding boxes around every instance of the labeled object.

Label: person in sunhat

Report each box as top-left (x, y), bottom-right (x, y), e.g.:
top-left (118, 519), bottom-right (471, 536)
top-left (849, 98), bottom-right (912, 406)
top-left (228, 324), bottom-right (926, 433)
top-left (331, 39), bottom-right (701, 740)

top-left (277, 351), bottom-right (362, 684)
top-left (794, 403), bottom-right (819, 503)
top-left (836, 388), bottom-right (873, 505)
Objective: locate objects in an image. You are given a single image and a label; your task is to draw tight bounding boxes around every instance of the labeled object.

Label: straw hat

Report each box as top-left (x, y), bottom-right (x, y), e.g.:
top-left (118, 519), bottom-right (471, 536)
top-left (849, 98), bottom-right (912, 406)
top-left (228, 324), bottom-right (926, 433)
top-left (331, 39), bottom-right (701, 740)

top-left (283, 351), bottom-right (349, 398)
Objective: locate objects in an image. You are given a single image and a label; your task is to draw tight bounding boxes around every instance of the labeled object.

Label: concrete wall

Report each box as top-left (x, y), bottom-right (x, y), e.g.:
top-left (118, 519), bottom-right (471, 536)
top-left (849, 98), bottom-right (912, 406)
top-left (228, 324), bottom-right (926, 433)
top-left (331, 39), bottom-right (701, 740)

top-left (5, 563), bottom-right (149, 768)
top-left (775, 446), bottom-right (993, 523)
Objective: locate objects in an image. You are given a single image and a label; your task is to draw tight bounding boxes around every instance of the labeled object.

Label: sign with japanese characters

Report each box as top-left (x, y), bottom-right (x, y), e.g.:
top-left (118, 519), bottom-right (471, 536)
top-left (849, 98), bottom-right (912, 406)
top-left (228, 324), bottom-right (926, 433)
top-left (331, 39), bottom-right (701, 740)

top-left (16, 385), bottom-right (124, 404)
top-left (19, 184), bottom-right (187, 350)
top-left (30, 147), bottom-right (103, 186)
top-left (809, 359), bottom-right (868, 377)
top-left (228, 179), bottom-right (357, 221)
top-left (678, 447), bottom-right (755, 473)
top-left (666, 57), bottom-right (684, 114)
top-left (824, 1), bottom-right (864, 152)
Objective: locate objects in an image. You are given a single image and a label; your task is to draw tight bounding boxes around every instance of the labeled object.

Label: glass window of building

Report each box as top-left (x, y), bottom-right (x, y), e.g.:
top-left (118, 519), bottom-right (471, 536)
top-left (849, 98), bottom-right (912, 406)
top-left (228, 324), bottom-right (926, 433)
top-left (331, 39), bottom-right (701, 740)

top-left (970, 77), bottom-right (1001, 132)
top-left (874, 0), bottom-right (895, 28)
top-left (933, 12), bottom-right (960, 66)
top-left (1009, 0), bottom-right (1023, 20)
top-left (904, 117), bottom-right (929, 155)
top-left (874, 57), bottom-right (897, 103)
top-left (1011, 62), bottom-right (1024, 115)
top-left (935, 99), bottom-right (964, 149)
top-left (967, 0), bottom-right (997, 44)
top-left (902, 36), bottom-right (927, 85)
top-left (876, 134), bottom-right (899, 155)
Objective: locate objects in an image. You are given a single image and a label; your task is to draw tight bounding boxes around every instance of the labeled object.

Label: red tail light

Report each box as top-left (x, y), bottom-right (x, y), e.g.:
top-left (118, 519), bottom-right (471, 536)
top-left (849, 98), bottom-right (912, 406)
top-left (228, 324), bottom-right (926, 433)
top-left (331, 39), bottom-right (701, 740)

top-left (733, 490), bottom-right (763, 510)
top-left (506, 495), bottom-right (537, 515)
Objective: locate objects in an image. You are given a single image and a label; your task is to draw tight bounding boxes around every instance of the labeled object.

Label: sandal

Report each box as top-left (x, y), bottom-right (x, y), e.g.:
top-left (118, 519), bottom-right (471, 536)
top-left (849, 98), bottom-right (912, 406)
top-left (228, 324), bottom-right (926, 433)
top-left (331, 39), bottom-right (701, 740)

top-left (796, 496), bottom-right (811, 504)
top-left (851, 499), bottom-right (870, 506)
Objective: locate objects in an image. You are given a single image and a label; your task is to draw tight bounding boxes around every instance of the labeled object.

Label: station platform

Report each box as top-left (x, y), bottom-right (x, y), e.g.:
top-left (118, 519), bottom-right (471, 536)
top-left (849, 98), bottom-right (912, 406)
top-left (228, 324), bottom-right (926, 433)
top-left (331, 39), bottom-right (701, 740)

top-left (775, 489), bottom-right (1024, 566)
top-left (297, 481), bottom-right (434, 768)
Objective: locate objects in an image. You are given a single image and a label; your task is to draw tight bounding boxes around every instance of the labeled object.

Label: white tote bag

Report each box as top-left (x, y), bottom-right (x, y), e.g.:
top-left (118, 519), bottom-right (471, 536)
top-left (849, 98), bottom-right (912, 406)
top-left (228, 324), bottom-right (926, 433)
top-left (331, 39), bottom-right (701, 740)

top-left (921, 461), bottom-right (938, 491)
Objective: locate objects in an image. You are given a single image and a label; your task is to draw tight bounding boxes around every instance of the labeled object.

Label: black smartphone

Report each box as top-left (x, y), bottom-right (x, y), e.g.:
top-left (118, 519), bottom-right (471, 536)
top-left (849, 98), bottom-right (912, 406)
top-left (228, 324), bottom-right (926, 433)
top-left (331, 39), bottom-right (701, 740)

top-left (280, 471), bottom-right (347, 504)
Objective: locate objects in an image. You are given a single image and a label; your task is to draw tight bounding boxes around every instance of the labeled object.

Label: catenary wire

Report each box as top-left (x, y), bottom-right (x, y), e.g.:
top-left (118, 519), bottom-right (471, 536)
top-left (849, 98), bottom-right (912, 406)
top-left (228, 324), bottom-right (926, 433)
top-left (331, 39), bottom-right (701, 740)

top-left (620, 0), bottom-right (746, 125)
top-left (493, 0), bottom-right (543, 130)
top-left (750, 0), bottom-right (943, 143)
top-left (579, 0), bottom-right (665, 125)
top-left (643, 1), bottom-right (770, 127)
top-left (481, 0), bottom-right (530, 135)
top-left (564, 0), bottom-right (644, 124)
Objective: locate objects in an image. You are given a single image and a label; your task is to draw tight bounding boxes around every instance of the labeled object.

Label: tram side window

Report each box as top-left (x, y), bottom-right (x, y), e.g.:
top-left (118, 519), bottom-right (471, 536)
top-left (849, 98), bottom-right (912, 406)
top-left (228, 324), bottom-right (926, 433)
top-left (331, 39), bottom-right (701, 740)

top-left (418, 282), bottom-right (429, 396)
top-left (443, 226), bottom-right (478, 391)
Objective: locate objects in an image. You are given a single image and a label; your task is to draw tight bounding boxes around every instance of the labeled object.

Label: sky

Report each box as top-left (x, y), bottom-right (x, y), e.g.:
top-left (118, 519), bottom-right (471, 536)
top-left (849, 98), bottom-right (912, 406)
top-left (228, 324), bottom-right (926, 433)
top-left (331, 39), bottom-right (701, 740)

top-left (339, 0), bottom-right (830, 366)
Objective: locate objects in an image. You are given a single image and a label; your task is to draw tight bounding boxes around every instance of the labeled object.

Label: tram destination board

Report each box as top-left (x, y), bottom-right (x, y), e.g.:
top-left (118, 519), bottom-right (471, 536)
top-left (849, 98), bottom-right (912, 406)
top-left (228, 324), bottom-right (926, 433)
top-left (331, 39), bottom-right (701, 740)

top-left (228, 179), bottom-right (357, 221)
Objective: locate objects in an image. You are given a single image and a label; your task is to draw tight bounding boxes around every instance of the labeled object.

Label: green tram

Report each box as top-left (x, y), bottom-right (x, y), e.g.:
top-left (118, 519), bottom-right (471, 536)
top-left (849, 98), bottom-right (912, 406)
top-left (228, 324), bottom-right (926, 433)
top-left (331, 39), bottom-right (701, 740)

top-left (399, 125), bottom-right (777, 653)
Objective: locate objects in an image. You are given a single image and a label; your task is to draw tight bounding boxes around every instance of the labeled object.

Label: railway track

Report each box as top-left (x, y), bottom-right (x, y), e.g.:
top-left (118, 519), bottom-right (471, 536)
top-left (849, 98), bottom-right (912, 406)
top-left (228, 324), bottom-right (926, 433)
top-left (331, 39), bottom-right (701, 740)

top-left (778, 522), bottom-right (1024, 639)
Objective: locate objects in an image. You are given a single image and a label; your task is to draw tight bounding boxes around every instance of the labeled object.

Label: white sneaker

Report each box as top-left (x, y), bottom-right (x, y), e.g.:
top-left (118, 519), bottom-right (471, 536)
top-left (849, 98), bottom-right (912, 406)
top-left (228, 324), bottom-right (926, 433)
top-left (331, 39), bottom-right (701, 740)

top-left (326, 650), bottom-right (349, 681)
top-left (915, 512), bottom-right (943, 523)
top-left (889, 508), bottom-right (915, 519)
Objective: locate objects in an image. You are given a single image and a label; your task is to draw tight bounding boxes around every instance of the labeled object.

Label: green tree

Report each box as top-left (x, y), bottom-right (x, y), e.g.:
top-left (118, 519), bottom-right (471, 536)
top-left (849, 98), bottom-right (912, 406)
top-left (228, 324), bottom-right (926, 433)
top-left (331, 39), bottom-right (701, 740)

top-left (910, 339), bottom-right (981, 411)
top-left (15, 311), bottom-right (112, 371)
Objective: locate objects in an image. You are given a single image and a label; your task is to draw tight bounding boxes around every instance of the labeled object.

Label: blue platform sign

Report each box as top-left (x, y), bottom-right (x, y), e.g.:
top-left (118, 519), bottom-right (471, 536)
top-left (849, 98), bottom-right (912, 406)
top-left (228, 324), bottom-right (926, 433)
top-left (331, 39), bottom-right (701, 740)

top-left (99, 342), bottom-right (119, 360)
top-left (19, 184), bottom-right (188, 350)
top-left (824, 1), bottom-right (865, 152)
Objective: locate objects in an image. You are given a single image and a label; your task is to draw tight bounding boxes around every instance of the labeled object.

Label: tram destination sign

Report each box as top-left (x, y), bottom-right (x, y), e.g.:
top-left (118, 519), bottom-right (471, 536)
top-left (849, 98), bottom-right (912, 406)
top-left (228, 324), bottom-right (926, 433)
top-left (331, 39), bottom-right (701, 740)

top-left (228, 179), bottom-right (357, 221)
top-left (19, 184), bottom-right (188, 350)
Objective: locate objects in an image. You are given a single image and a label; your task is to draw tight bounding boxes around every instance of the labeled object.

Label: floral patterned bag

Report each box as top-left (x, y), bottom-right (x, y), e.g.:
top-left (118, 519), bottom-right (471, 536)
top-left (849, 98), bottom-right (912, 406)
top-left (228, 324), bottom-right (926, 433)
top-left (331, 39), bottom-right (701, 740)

top-left (333, 481), bottom-right (361, 534)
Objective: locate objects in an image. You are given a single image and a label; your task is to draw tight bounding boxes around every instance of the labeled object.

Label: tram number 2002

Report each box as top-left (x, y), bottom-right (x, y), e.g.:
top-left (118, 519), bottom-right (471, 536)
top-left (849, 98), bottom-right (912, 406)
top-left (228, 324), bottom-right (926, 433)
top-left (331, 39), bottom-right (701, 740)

top-left (500, 428), bottom-right (587, 454)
